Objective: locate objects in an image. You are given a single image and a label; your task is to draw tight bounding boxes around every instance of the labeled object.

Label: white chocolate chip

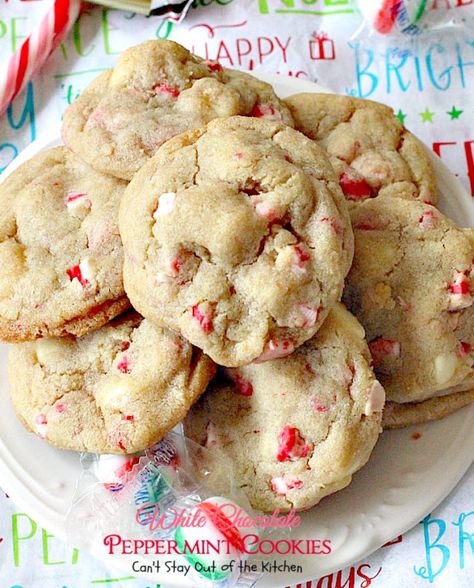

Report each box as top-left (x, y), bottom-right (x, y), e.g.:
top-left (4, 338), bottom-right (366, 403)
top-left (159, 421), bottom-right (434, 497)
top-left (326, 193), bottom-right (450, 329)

top-left (36, 338), bottom-right (72, 365)
top-left (153, 192), bottom-right (176, 218)
top-left (95, 377), bottom-right (135, 410)
top-left (434, 352), bottom-right (458, 385)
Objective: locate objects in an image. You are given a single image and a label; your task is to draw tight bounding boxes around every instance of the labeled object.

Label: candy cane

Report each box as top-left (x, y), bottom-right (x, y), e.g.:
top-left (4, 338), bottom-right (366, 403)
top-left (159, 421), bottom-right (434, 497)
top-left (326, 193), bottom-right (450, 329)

top-left (0, 0), bottom-right (81, 115)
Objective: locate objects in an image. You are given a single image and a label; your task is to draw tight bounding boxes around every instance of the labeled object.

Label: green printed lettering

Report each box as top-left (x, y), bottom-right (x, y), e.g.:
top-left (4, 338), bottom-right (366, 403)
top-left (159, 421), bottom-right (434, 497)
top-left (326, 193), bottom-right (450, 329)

top-left (12, 513), bottom-right (37, 566)
top-left (156, 19), bottom-right (173, 40)
top-left (101, 9), bottom-right (120, 55)
top-left (42, 529), bottom-right (66, 565)
top-left (11, 17), bottom-right (28, 53)
top-left (74, 11), bottom-right (96, 57)
top-left (0, 19), bottom-right (7, 41)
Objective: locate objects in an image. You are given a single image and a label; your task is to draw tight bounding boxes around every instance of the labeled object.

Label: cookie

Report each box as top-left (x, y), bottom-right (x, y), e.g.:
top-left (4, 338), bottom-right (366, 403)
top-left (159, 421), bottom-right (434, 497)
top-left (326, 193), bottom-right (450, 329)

top-left (284, 93), bottom-right (437, 205)
top-left (0, 147), bottom-right (129, 342)
top-left (62, 40), bottom-right (293, 181)
top-left (184, 303), bottom-right (384, 512)
top-left (344, 197), bottom-right (474, 403)
top-left (8, 311), bottom-right (216, 454)
top-left (383, 390), bottom-right (474, 429)
top-left (120, 116), bottom-right (352, 367)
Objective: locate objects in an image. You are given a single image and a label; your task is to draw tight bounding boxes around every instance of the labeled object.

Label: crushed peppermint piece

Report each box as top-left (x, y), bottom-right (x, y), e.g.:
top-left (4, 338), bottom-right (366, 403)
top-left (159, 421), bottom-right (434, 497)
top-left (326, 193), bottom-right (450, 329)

top-left (35, 413), bottom-right (48, 438)
top-left (192, 302), bottom-right (214, 334)
top-left (204, 60), bottom-right (223, 72)
top-left (369, 338), bottom-right (401, 368)
top-left (250, 103), bottom-right (281, 119)
top-left (65, 192), bottom-right (91, 210)
top-left (255, 339), bottom-right (295, 362)
top-left (276, 426), bottom-right (310, 462)
top-left (229, 372), bottom-right (253, 396)
top-left (292, 244), bottom-right (311, 275)
top-left (448, 271), bottom-right (473, 310)
top-left (364, 381), bottom-right (385, 415)
top-left (153, 83), bottom-right (180, 97)
top-left (67, 258), bottom-right (95, 288)
top-left (271, 474), bottom-right (303, 496)
top-left (116, 355), bottom-right (131, 374)
top-left (459, 341), bottom-right (472, 357)
top-left (418, 210), bottom-right (436, 229)
top-left (339, 172), bottom-right (372, 200)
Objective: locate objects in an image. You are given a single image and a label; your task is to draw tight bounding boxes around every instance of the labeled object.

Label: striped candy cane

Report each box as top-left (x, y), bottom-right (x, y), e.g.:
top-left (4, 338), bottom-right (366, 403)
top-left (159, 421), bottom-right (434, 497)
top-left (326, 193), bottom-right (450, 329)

top-left (0, 0), bottom-right (81, 115)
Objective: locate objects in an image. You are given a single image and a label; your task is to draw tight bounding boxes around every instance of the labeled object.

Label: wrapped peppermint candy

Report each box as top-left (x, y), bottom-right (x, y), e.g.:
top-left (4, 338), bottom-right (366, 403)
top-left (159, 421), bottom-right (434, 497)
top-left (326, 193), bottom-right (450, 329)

top-left (356, 0), bottom-right (473, 37)
top-left (68, 432), bottom-right (262, 588)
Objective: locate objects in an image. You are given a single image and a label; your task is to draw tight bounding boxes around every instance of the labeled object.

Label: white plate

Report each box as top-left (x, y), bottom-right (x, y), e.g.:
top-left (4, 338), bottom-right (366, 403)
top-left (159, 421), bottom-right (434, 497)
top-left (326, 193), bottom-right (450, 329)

top-left (1, 75), bottom-right (473, 588)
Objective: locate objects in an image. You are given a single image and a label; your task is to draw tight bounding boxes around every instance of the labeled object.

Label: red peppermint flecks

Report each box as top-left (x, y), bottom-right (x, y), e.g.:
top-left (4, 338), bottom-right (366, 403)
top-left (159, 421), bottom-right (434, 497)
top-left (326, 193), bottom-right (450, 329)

top-left (118, 439), bottom-right (127, 452)
top-left (192, 303), bottom-right (214, 334)
top-left (292, 244), bottom-right (311, 275)
top-left (271, 475), bottom-right (303, 496)
top-left (55, 403), bottom-right (66, 413)
top-left (34, 414), bottom-right (48, 438)
top-left (65, 192), bottom-right (90, 208)
top-left (116, 355), bottom-right (131, 374)
top-left (449, 273), bottom-right (470, 295)
top-left (276, 426), bottom-right (310, 462)
top-left (459, 341), bottom-right (472, 357)
top-left (250, 103), bottom-right (280, 119)
top-left (67, 265), bottom-right (88, 287)
top-left (205, 60), bottom-right (223, 72)
top-left (369, 338), bottom-right (401, 368)
top-left (320, 216), bottom-right (343, 236)
top-left (448, 271), bottom-right (472, 310)
top-left (232, 373), bottom-right (253, 396)
top-left (234, 151), bottom-right (244, 159)
top-left (354, 221), bottom-right (376, 230)
top-left (339, 172), bottom-right (372, 200)
top-left (256, 338), bottom-right (295, 362)
top-left (310, 396), bottom-right (328, 413)
top-left (122, 415), bottom-right (135, 422)
top-left (153, 83), bottom-right (180, 97)
top-left (418, 210), bottom-right (436, 229)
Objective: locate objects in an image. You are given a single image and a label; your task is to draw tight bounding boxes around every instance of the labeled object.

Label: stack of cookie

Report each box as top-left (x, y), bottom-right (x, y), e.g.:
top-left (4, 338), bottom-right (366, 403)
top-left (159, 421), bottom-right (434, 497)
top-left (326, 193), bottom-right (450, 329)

top-left (1, 40), bottom-right (472, 514)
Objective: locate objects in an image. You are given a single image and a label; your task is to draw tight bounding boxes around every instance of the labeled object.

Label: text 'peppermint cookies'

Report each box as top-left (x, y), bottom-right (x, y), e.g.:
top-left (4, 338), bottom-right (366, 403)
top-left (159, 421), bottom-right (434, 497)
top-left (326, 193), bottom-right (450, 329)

top-left (0, 147), bottom-right (129, 342)
top-left (120, 116), bottom-right (353, 367)
top-left (345, 198), bottom-right (474, 404)
top-left (184, 304), bottom-right (384, 512)
top-left (8, 312), bottom-right (215, 454)
top-left (63, 40), bottom-right (293, 181)
top-left (285, 93), bottom-right (437, 205)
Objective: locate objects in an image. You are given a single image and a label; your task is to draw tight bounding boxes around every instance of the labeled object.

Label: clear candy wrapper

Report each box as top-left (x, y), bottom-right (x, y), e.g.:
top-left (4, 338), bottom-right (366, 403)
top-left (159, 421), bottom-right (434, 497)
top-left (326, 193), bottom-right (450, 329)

top-left (355, 0), bottom-right (474, 38)
top-left (67, 430), bottom-right (296, 587)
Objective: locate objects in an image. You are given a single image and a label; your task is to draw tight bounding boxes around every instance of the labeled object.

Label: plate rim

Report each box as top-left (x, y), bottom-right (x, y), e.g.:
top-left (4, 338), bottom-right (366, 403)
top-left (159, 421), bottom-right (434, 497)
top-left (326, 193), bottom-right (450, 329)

top-left (0, 73), bottom-right (473, 588)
